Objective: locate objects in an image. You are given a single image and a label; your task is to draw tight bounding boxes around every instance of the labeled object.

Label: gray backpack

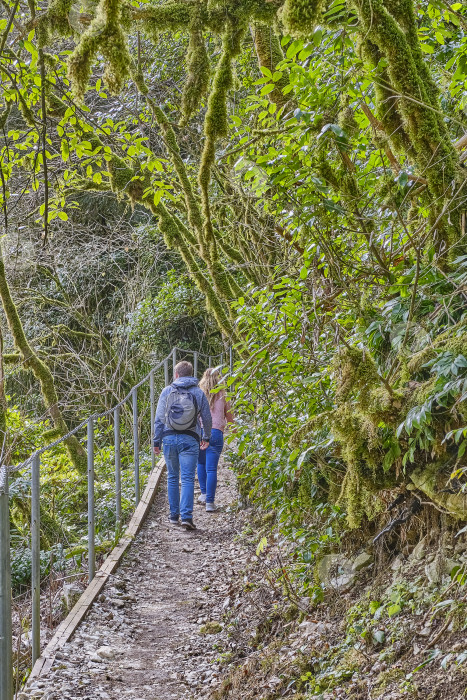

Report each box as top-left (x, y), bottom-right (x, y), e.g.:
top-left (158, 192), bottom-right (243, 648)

top-left (165, 385), bottom-right (198, 431)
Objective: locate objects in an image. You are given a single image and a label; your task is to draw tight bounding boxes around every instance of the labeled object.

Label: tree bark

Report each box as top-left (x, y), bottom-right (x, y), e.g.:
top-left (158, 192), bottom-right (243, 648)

top-left (250, 23), bottom-right (289, 109)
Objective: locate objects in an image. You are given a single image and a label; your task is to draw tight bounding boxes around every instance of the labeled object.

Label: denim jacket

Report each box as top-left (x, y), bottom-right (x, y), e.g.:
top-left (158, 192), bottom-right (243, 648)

top-left (153, 377), bottom-right (212, 448)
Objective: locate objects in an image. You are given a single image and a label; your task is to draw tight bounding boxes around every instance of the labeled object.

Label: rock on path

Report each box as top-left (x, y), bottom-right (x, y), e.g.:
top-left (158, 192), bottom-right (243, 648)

top-left (23, 460), bottom-right (247, 700)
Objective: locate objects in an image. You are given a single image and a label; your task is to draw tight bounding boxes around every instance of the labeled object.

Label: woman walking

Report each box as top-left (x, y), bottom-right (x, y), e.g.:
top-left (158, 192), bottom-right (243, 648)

top-left (197, 367), bottom-right (234, 512)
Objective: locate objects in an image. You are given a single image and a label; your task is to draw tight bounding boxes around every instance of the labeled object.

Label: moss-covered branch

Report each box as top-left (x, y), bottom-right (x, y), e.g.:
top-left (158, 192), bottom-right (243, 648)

top-left (179, 7), bottom-right (210, 126)
top-left (67, 0), bottom-right (131, 98)
top-left (251, 23), bottom-right (289, 109)
top-left (352, 0), bottom-right (462, 248)
top-left (0, 243), bottom-right (87, 472)
top-left (198, 22), bottom-right (247, 266)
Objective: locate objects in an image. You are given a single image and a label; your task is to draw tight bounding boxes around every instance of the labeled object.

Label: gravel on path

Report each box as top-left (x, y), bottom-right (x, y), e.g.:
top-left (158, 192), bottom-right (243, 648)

top-left (22, 459), bottom-right (248, 700)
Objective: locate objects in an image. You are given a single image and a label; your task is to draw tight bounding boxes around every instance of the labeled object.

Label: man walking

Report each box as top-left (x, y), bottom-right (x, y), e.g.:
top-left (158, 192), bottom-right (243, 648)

top-left (154, 360), bottom-right (211, 530)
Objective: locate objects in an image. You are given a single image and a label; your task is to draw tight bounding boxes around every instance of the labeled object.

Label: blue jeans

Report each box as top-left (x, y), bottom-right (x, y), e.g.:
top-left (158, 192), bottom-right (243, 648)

top-left (197, 429), bottom-right (224, 504)
top-left (163, 434), bottom-right (200, 521)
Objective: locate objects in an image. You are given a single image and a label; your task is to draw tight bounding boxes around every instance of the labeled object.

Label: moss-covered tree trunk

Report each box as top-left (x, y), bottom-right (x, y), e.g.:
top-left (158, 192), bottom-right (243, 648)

top-left (250, 23), bottom-right (289, 109)
top-left (0, 243), bottom-right (86, 473)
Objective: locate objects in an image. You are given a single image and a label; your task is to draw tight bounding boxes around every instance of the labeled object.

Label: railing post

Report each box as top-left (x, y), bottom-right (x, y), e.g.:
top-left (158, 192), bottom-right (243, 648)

top-left (172, 347), bottom-right (177, 380)
top-left (164, 358), bottom-right (169, 387)
top-left (229, 346), bottom-right (233, 374)
top-left (220, 352), bottom-right (224, 367)
top-left (132, 388), bottom-right (140, 505)
top-left (193, 351), bottom-right (198, 379)
top-left (208, 355), bottom-right (212, 367)
top-left (0, 466), bottom-right (13, 700)
top-left (87, 418), bottom-right (95, 582)
top-left (114, 406), bottom-right (121, 528)
top-left (31, 452), bottom-right (41, 666)
top-left (150, 370), bottom-right (155, 471)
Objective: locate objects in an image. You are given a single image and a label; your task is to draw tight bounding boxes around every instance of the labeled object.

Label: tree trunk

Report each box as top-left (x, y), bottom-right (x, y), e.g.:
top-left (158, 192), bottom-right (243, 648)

top-left (250, 23), bottom-right (290, 109)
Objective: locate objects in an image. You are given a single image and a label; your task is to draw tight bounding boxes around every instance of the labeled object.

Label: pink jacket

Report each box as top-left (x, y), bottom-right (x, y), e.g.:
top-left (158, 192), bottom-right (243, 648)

top-left (210, 392), bottom-right (234, 433)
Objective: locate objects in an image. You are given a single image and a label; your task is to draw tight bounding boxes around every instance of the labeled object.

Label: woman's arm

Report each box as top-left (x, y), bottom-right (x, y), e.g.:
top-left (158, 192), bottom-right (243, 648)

top-left (224, 397), bottom-right (235, 424)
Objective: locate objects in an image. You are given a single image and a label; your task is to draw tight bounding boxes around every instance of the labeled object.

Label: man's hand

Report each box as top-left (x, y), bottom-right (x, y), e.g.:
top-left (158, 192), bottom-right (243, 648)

top-left (153, 446), bottom-right (161, 455)
top-left (200, 440), bottom-right (209, 451)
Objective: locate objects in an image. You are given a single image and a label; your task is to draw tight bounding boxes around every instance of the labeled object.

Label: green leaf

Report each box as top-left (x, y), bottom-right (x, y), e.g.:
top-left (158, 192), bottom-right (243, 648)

top-left (373, 629), bottom-right (385, 644)
top-left (61, 140), bottom-right (69, 161)
top-left (286, 41), bottom-right (303, 59)
top-left (387, 603), bottom-right (401, 617)
top-left (260, 84), bottom-right (275, 96)
top-left (23, 40), bottom-right (37, 56)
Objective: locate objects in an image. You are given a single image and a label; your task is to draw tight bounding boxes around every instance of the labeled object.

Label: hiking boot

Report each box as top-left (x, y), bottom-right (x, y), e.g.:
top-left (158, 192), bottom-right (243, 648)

top-left (206, 502), bottom-right (217, 513)
top-left (181, 519), bottom-right (197, 531)
top-left (169, 515), bottom-right (181, 526)
top-left (198, 494), bottom-right (207, 504)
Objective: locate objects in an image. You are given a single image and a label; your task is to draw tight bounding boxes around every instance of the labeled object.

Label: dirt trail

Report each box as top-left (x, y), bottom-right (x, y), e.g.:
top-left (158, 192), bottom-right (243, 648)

top-left (22, 461), bottom-right (247, 700)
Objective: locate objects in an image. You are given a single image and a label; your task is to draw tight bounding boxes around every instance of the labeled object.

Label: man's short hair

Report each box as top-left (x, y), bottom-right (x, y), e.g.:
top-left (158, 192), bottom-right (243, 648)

top-left (175, 360), bottom-right (193, 377)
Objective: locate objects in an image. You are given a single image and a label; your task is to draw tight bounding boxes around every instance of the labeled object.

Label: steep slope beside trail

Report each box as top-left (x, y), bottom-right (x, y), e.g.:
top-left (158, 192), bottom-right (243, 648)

top-left (21, 459), bottom-right (250, 700)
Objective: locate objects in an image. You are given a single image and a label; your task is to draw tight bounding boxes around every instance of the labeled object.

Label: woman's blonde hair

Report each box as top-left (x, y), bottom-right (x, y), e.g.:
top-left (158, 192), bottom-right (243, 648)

top-left (199, 367), bottom-right (222, 409)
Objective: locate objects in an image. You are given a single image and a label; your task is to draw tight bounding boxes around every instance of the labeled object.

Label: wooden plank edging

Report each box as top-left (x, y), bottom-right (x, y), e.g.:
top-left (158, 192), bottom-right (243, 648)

top-left (28, 458), bottom-right (165, 681)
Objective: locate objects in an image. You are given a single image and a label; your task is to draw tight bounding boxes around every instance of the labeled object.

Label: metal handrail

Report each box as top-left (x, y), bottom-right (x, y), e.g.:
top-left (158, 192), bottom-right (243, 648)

top-left (0, 345), bottom-right (233, 698)
top-left (0, 464), bottom-right (12, 700)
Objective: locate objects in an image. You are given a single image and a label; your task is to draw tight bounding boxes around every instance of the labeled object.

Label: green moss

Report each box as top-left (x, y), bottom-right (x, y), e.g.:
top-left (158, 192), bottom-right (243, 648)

top-left (338, 104), bottom-right (359, 139)
top-left (154, 203), bottom-right (237, 339)
top-left (352, 0), bottom-right (460, 247)
top-left (200, 620), bottom-right (222, 636)
top-left (198, 22), bottom-right (247, 262)
top-left (131, 64), bottom-right (149, 96)
top-left (376, 666), bottom-right (405, 690)
top-left (68, 0), bottom-right (131, 99)
top-left (360, 39), bottom-right (413, 156)
top-left (290, 346), bottom-right (406, 527)
top-left (45, 92), bottom-right (67, 117)
top-left (410, 462), bottom-right (467, 518)
top-left (16, 93), bottom-right (35, 127)
top-left (251, 23), bottom-right (288, 108)
top-left (107, 154), bottom-right (149, 205)
top-left (281, 0), bottom-right (324, 35)
top-left (407, 329), bottom-right (467, 375)
top-left (179, 16), bottom-right (210, 126)
top-left (0, 102), bottom-right (11, 130)
top-left (316, 155), bottom-right (340, 190)
top-left (335, 347), bottom-right (380, 405)
top-left (139, 1), bottom-right (194, 41)
top-left (37, 0), bottom-right (74, 46)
